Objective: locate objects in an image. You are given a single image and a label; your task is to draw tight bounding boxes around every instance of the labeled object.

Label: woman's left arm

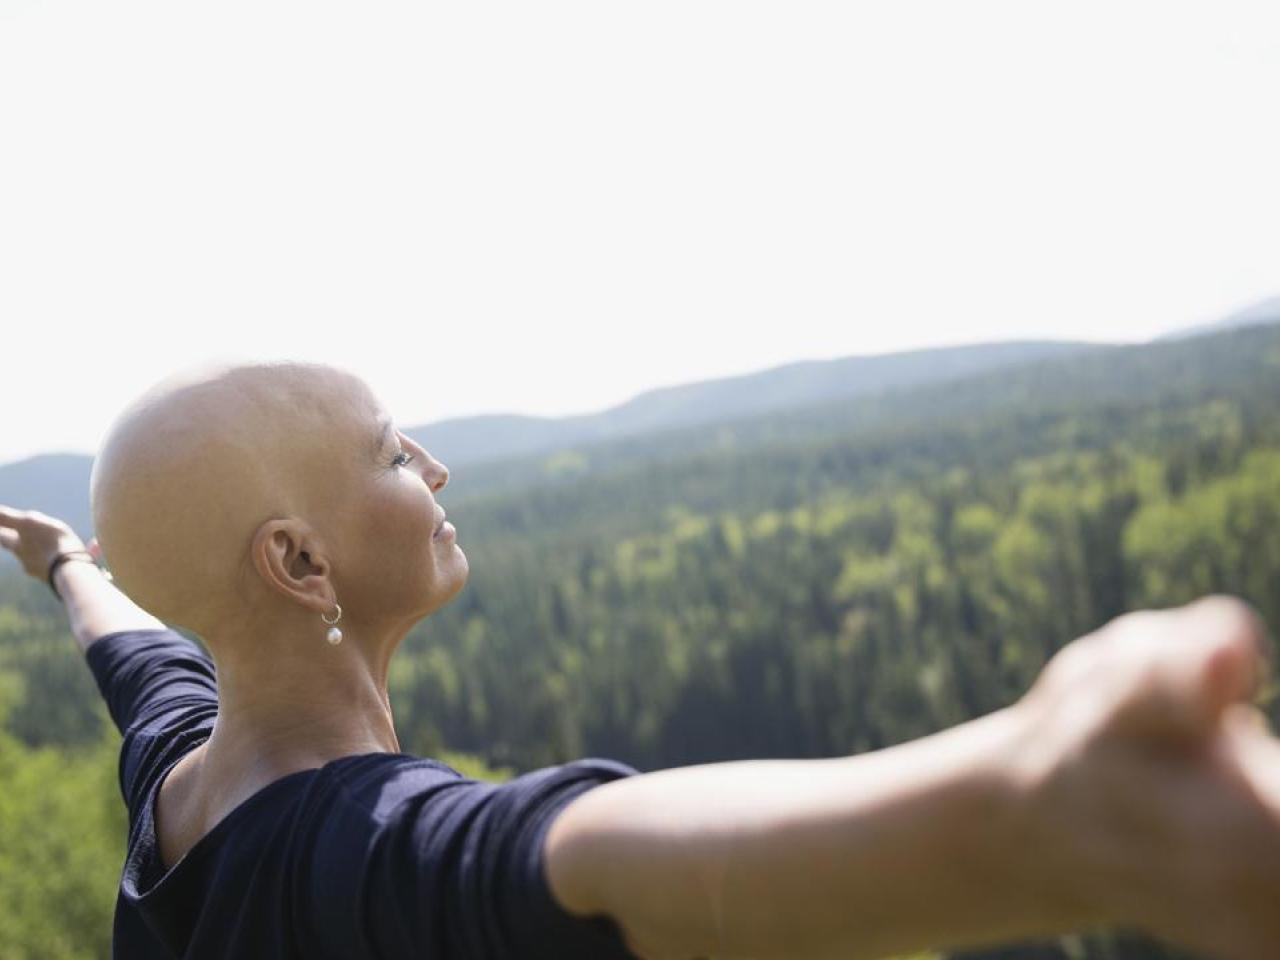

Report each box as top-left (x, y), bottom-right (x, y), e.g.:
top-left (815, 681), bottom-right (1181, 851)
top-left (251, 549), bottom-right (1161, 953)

top-left (0, 506), bottom-right (165, 654)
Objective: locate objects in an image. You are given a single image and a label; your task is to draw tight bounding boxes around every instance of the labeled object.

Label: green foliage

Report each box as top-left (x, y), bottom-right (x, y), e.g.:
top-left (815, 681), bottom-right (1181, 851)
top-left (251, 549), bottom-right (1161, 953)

top-left (435, 748), bottom-right (515, 783)
top-left (0, 721), bottom-right (123, 960)
top-left (1125, 449), bottom-right (1280, 609)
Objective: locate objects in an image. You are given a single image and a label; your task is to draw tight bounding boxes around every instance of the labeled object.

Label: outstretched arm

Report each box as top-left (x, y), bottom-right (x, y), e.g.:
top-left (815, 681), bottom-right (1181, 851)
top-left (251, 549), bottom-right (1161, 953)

top-left (549, 702), bottom-right (1049, 959)
top-left (545, 596), bottom-right (1280, 960)
top-left (0, 506), bottom-right (165, 653)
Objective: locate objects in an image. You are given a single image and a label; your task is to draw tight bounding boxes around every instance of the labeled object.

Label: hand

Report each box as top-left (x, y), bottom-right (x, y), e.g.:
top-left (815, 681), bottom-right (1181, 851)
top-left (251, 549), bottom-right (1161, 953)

top-left (0, 505), bottom-right (89, 583)
top-left (1013, 594), bottom-right (1280, 959)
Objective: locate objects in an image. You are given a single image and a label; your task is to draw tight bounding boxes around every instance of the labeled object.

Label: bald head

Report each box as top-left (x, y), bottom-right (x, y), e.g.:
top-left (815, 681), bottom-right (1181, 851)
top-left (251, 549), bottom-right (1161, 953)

top-left (90, 359), bottom-right (382, 643)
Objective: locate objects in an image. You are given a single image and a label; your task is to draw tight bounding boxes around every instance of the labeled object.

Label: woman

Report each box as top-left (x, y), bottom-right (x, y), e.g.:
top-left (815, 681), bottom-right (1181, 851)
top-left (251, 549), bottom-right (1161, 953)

top-left (3, 357), bottom-right (1280, 959)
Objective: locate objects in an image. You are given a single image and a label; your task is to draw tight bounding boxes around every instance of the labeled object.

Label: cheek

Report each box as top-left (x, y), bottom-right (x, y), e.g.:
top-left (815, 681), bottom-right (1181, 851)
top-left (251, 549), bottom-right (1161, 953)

top-left (349, 487), bottom-right (438, 591)
top-left (386, 490), bottom-right (437, 562)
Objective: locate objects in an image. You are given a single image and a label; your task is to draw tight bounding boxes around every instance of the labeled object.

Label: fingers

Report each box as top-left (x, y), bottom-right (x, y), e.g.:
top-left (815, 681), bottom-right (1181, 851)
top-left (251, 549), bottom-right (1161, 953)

top-left (1221, 703), bottom-right (1280, 811)
top-left (0, 506), bottom-right (24, 551)
top-left (0, 505), bottom-right (77, 542)
top-left (0, 504), bottom-right (27, 527)
top-left (1103, 596), bottom-right (1272, 744)
top-left (1179, 595), bottom-right (1272, 710)
top-left (1223, 701), bottom-right (1273, 736)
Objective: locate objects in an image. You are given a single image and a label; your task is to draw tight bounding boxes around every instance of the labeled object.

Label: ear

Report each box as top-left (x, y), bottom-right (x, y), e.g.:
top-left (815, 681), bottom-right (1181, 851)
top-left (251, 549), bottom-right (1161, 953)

top-left (250, 518), bottom-right (332, 614)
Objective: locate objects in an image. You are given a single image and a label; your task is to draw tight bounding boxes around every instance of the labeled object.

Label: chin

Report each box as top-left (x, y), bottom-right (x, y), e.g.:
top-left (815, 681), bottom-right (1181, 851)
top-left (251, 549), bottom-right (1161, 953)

top-left (420, 563), bottom-right (469, 616)
top-left (445, 562), bottom-right (469, 600)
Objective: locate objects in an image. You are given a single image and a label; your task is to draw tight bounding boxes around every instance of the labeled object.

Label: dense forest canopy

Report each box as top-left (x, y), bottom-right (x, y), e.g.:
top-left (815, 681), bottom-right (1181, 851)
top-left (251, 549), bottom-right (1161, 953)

top-left (2, 323), bottom-right (1276, 959)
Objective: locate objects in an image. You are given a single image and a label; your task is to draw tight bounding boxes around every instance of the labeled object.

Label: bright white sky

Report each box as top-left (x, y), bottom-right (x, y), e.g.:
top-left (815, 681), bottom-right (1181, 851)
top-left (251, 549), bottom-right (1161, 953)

top-left (2, 1), bottom-right (1278, 466)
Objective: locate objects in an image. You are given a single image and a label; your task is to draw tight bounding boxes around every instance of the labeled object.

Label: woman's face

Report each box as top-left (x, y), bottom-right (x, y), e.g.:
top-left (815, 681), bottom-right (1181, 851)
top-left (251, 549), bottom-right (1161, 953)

top-left (325, 378), bottom-right (470, 628)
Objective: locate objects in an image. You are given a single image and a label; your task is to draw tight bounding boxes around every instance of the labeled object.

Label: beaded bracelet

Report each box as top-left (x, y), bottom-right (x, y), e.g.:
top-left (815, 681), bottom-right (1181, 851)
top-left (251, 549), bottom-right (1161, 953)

top-left (47, 550), bottom-right (99, 601)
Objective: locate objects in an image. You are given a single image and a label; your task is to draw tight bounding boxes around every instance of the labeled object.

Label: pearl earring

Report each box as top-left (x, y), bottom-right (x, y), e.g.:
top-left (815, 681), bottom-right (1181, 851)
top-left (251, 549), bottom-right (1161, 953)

top-left (322, 602), bottom-right (343, 645)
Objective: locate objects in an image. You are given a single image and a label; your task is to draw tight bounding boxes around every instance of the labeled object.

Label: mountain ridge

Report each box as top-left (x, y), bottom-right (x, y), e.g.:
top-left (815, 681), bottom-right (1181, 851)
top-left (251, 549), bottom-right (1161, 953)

top-left (1156, 294), bottom-right (1280, 342)
top-left (401, 339), bottom-right (1094, 468)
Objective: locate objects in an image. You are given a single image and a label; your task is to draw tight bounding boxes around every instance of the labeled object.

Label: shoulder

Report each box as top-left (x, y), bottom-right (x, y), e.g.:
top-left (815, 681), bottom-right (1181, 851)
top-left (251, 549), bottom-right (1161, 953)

top-left (86, 625), bottom-right (211, 667)
top-left (357, 755), bottom-right (642, 855)
top-left (87, 627), bottom-right (217, 724)
top-left (293, 754), bottom-right (643, 959)
top-left (309, 753), bottom-right (639, 827)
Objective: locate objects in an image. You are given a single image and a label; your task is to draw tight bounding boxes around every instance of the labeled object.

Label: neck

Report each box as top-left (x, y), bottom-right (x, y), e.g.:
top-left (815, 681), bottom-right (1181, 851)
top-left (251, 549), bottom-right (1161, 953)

top-left (197, 619), bottom-right (408, 790)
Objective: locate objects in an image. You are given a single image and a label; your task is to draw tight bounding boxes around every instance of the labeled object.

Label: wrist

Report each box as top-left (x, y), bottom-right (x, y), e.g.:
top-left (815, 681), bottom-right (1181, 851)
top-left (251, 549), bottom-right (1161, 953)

top-left (49, 552), bottom-right (101, 600)
top-left (937, 703), bottom-right (1110, 939)
top-left (1000, 695), bottom-right (1141, 935)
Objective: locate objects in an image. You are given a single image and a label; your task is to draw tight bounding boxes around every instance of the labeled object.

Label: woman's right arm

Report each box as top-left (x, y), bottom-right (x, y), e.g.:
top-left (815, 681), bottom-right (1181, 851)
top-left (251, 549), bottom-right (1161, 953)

top-left (545, 596), bottom-right (1280, 960)
top-left (0, 506), bottom-right (166, 654)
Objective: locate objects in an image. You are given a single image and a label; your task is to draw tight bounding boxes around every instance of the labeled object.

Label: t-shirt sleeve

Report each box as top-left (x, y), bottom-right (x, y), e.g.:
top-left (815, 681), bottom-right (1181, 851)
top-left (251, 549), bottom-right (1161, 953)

top-left (308, 757), bottom-right (645, 960)
top-left (85, 628), bottom-right (219, 821)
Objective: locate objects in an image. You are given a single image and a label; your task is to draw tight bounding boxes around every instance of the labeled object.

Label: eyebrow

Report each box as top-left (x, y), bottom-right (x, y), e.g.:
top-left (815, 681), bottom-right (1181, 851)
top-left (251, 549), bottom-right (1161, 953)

top-left (374, 418), bottom-right (396, 457)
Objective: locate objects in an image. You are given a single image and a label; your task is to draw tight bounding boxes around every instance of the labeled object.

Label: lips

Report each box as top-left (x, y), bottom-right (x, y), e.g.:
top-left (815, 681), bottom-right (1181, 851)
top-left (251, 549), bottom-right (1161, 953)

top-left (433, 510), bottom-right (448, 538)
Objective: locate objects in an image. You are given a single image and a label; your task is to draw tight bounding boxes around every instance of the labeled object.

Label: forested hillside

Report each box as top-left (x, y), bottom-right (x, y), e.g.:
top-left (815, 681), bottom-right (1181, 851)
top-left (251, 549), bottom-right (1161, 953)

top-left (2, 324), bottom-right (1277, 959)
top-left (0, 337), bottom-right (1093, 550)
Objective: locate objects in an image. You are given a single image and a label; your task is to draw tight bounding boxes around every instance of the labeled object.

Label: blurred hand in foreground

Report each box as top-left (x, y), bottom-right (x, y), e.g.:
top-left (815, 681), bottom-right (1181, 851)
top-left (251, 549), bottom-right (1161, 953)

top-left (1014, 594), bottom-right (1279, 959)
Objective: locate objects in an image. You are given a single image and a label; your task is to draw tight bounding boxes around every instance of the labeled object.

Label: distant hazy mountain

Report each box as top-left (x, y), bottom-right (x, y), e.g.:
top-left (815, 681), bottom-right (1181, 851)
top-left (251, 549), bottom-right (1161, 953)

top-left (0, 337), bottom-right (1095, 563)
top-left (403, 340), bottom-right (1091, 468)
top-left (1157, 295), bottom-right (1280, 342)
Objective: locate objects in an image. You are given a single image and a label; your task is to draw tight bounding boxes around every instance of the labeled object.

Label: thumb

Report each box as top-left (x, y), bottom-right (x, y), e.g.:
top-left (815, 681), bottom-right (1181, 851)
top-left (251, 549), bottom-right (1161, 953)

top-left (0, 527), bottom-right (17, 552)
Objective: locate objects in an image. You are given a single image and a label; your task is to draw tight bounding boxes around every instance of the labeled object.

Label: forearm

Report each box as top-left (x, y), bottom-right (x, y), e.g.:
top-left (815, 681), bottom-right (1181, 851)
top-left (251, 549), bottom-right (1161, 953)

top-left (52, 560), bottom-right (166, 654)
top-left (548, 705), bottom-right (1098, 960)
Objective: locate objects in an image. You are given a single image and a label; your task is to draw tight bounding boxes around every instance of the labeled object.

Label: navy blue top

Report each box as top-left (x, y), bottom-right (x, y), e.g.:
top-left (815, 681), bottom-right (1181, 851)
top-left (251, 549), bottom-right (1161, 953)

top-left (85, 628), bottom-right (642, 959)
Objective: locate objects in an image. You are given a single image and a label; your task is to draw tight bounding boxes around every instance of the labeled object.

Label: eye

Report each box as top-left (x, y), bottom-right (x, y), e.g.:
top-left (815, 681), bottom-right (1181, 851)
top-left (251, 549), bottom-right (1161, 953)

top-left (392, 450), bottom-right (415, 467)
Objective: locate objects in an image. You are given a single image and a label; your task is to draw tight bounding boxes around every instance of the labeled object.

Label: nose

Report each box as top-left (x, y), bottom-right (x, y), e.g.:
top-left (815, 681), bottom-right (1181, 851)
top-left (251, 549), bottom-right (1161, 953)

top-left (405, 434), bottom-right (448, 493)
top-left (424, 456), bottom-right (448, 494)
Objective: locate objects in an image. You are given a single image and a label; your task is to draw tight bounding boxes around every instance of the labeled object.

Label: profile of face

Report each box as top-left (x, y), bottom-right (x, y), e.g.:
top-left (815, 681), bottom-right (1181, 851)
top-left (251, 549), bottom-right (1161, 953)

top-left (90, 359), bottom-right (469, 651)
top-left (330, 373), bottom-right (469, 627)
